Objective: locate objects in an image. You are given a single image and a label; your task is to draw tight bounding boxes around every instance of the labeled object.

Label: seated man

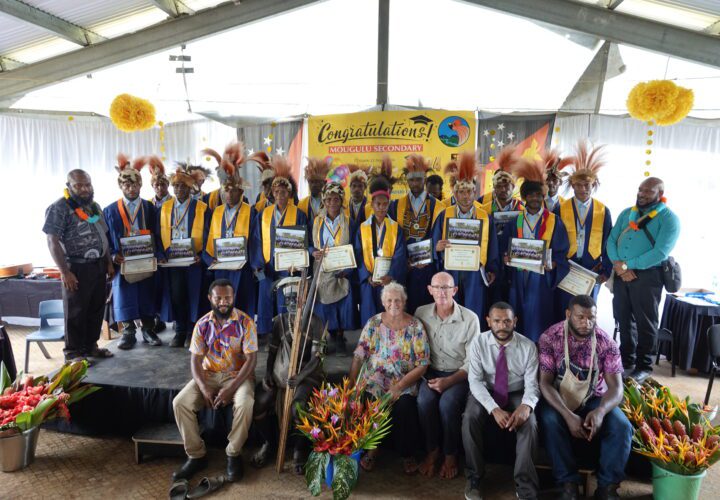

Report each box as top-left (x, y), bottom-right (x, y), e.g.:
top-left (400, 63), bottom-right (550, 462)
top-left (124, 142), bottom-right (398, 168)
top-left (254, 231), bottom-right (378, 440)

top-left (250, 277), bottom-right (325, 474)
top-left (172, 279), bottom-right (257, 483)
top-left (538, 295), bottom-right (632, 500)
top-left (462, 302), bottom-right (540, 500)
top-left (415, 272), bottom-right (480, 480)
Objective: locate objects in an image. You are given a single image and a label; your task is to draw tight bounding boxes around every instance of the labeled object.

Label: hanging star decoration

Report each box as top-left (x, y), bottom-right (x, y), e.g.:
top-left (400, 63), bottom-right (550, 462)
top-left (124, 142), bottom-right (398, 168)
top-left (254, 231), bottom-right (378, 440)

top-left (507, 132), bottom-right (515, 141)
top-left (482, 130), bottom-right (490, 137)
top-left (276, 147), bottom-right (285, 155)
top-left (497, 140), bottom-right (505, 147)
top-left (247, 148), bottom-right (254, 155)
top-left (498, 123), bottom-right (505, 131)
top-left (263, 136), bottom-right (272, 146)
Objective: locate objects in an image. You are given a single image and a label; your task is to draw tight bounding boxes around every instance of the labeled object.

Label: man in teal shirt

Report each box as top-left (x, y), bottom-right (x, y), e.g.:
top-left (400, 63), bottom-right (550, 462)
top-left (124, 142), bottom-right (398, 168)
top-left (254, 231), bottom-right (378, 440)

top-left (606, 178), bottom-right (679, 383)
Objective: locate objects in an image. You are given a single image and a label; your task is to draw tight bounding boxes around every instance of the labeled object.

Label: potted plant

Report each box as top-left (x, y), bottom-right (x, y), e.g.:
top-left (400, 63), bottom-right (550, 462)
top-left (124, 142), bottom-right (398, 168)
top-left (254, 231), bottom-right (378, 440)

top-left (622, 378), bottom-right (720, 500)
top-left (0, 361), bottom-right (100, 471)
top-left (296, 378), bottom-right (392, 500)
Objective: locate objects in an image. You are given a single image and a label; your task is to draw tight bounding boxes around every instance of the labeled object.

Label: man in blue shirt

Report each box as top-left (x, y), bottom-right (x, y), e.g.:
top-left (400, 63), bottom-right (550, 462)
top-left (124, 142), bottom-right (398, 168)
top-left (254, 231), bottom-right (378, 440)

top-left (606, 178), bottom-right (680, 383)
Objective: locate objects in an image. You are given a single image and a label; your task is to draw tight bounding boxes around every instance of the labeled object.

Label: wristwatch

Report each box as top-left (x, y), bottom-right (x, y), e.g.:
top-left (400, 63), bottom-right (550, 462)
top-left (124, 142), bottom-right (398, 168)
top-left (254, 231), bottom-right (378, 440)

top-left (620, 263), bottom-right (628, 271)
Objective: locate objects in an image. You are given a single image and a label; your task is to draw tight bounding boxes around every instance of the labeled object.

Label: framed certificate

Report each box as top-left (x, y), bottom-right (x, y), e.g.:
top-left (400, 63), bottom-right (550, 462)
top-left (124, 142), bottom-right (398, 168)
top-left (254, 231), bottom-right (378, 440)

top-left (160, 238), bottom-right (195, 266)
top-left (444, 245), bottom-right (480, 271)
top-left (121, 258), bottom-right (157, 283)
top-left (214, 237), bottom-right (246, 262)
top-left (447, 218), bottom-right (483, 245)
top-left (209, 261), bottom-right (246, 270)
top-left (507, 238), bottom-right (546, 275)
top-left (372, 257), bottom-right (392, 283)
top-left (274, 249), bottom-right (309, 271)
top-left (322, 244), bottom-right (357, 272)
top-left (407, 239), bottom-right (433, 267)
top-left (492, 210), bottom-right (521, 226)
top-left (274, 225), bottom-right (307, 250)
top-left (120, 234), bottom-right (155, 260)
top-left (558, 260), bottom-right (599, 296)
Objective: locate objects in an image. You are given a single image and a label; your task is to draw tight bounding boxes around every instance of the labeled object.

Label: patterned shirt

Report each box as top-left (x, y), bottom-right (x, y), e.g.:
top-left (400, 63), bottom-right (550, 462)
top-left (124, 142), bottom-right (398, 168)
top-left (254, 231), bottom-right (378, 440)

top-left (353, 314), bottom-right (430, 398)
top-left (190, 309), bottom-right (258, 374)
top-left (43, 197), bottom-right (109, 259)
top-left (538, 321), bottom-right (622, 397)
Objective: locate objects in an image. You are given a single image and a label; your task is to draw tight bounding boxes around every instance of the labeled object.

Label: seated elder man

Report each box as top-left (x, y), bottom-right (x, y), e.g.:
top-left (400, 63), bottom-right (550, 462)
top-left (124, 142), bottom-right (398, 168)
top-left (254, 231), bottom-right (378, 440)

top-left (415, 272), bottom-right (480, 480)
top-left (538, 295), bottom-right (632, 500)
top-left (172, 279), bottom-right (257, 484)
top-left (461, 301), bottom-right (540, 500)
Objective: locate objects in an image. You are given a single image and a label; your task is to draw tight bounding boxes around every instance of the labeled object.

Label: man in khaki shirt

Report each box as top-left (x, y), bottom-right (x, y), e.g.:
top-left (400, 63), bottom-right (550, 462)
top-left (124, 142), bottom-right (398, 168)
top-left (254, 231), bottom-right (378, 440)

top-left (415, 272), bottom-right (480, 480)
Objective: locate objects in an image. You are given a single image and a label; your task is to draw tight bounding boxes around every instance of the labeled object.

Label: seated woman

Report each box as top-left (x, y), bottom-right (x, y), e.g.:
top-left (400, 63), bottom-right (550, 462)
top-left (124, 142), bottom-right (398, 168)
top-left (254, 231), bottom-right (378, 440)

top-left (349, 281), bottom-right (429, 474)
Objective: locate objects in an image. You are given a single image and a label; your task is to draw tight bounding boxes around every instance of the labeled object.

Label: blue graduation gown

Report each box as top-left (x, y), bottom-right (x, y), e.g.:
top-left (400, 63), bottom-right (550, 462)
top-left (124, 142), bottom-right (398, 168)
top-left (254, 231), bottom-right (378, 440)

top-left (249, 206), bottom-right (309, 335)
top-left (553, 198), bottom-right (613, 315)
top-left (201, 205), bottom-right (257, 319)
top-left (353, 216), bottom-right (407, 326)
top-left (389, 194), bottom-right (441, 314)
top-left (103, 200), bottom-right (158, 323)
top-left (309, 215), bottom-right (357, 331)
top-left (156, 199), bottom-right (210, 325)
top-left (431, 208), bottom-right (500, 322)
top-left (501, 212), bottom-right (570, 342)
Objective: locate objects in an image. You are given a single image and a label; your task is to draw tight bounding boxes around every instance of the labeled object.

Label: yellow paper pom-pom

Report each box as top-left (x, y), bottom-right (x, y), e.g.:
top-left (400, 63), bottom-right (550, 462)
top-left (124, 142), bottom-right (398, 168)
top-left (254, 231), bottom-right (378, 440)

top-left (68, 116), bottom-right (74, 121)
top-left (489, 130), bottom-right (496, 136)
top-left (645, 149), bottom-right (652, 155)
top-left (158, 120), bottom-right (164, 127)
top-left (489, 144), bottom-right (496, 150)
top-left (647, 140), bottom-right (653, 145)
top-left (644, 170), bottom-right (651, 175)
top-left (489, 156), bottom-right (495, 162)
top-left (109, 94), bottom-right (156, 132)
top-left (626, 80), bottom-right (693, 126)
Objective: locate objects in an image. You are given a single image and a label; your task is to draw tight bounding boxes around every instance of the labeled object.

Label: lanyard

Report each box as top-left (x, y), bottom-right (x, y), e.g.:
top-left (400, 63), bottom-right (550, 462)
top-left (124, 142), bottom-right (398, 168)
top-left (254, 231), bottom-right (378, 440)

top-left (323, 216), bottom-right (343, 246)
top-left (224, 206), bottom-right (239, 236)
top-left (173, 201), bottom-right (191, 231)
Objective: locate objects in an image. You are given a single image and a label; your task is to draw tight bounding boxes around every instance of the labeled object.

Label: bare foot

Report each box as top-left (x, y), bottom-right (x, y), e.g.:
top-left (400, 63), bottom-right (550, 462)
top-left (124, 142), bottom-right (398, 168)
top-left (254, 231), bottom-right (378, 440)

top-left (439, 455), bottom-right (458, 479)
top-left (403, 457), bottom-right (419, 475)
top-left (418, 448), bottom-right (440, 477)
top-left (360, 449), bottom-right (378, 472)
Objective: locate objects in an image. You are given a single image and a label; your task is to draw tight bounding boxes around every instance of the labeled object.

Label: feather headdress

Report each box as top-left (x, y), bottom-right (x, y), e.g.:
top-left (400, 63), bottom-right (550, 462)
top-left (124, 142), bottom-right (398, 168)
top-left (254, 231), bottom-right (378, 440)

top-left (305, 157), bottom-right (331, 181)
top-left (369, 155), bottom-right (399, 188)
top-left (270, 155), bottom-right (294, 192)
top-left (169, 162), bottom-right (196, 188)
top-left (246, 151), bottom-right (274, 183)
top-left (566, 140), bottom-right (606, 186)
top-left (403, 154), bottom-right (430, 179)
top-left (348, 164), bottom-right (369, 185)
top-left (455, 151), bottom-right (480, 191)
top-left (541, 148), bottom-right (572, 182)
top-left (512, 155), bottom-right (547, 198)
top-left (115, 153), bottom-right (146, 183)
top-left (186, 164), bottom-right (212, 183)
top-left (147, 156), bottom-right (167, 184)
top-left (321, 181), bottom-right (345, 203)
top-left (443, 160), bottom-right (459, 187)
top-left (493, 145), bottom-right (518, 185)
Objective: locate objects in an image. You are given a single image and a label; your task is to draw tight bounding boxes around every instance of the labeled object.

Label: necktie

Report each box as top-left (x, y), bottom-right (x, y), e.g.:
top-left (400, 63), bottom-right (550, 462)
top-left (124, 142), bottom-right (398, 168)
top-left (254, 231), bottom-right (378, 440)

top-left (493, 344), bottom-right (509, 408)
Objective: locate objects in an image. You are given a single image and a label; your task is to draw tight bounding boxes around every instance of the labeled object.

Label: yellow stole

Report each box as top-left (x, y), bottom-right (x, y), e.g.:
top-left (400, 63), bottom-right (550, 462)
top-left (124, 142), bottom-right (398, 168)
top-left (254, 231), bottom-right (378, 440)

top-left (207, 190), bottom-right (222, 211)
top-left (261, 204), bottom-right (298, 263)
top-left (561, 198), bottom-right (605, 259)
top-left (206, 203), bottom-right (251, 257)
top-left (441, 202), bottom-right (490, 266)
top-left (298, 196), bottom-right (313, 217)
top-left (344, 199), bottom-right (373, 220)
top-left (360, 217), bottom-right (398, 273)
top-left (160, 199), bottom-right (207, 253)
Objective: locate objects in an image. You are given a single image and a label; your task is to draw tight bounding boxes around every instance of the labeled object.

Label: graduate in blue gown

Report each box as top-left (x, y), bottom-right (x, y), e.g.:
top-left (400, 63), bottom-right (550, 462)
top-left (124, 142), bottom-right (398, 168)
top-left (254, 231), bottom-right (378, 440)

top-left (552, 141), bottom-right (613, 315)
top-left (432, 152), bottom-right (499, 324)
top-left (354, 169), bottom-right (406, 326)
top-left (103, 154), bottom-right (162, 349)
top-left (309, 181), bottom-right (358, 355)
top-left (501, 157), bottom-right (570, 342)
top-left (345, 164), bottom-right (373, 229)
top-left (250, 156), bottom-right (308, 337)
top-left (156, 165), bottom-right (210, 347)
top-left (389, 154), bottom-right (442, 314)
top-left (201, 157), bottom-right (257, 318)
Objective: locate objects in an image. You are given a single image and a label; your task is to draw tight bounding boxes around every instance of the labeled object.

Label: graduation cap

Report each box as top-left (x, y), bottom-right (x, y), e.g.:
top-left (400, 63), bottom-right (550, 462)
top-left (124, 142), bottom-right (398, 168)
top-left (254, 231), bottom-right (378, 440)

top-left (409, 115), bottom-right (433, 125)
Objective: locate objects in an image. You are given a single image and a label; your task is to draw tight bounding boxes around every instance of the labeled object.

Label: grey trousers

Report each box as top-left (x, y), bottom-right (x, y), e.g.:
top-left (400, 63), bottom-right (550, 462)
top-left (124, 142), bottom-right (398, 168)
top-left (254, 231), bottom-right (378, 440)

top-left (462, 392), bottom-right (539, 498)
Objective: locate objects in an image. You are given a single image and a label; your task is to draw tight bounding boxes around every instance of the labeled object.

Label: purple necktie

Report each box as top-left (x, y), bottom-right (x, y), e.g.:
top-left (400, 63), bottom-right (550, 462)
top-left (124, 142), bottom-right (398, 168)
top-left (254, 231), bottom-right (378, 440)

top-left (493, 344), bottom-right (509, 408)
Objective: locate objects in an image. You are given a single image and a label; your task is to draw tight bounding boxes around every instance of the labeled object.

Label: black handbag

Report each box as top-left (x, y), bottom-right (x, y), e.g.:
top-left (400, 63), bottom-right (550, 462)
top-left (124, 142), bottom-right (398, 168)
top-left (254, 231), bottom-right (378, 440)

top-left (642, 226), bottom-right (682, 293)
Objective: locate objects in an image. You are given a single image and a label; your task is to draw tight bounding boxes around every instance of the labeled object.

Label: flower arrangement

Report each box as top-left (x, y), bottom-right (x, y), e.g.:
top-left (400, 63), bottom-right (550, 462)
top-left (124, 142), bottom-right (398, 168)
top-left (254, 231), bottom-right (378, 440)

top-left (0, 361), bottom-right (100, 436)
top-left (109, 93), bottom-right (157, 132)
top-left (626, 80), bottom-right (694, 126)
top-left (296, 378), bottom-right (392, 500)
top-left (622, 378), bottom-right (720, 475)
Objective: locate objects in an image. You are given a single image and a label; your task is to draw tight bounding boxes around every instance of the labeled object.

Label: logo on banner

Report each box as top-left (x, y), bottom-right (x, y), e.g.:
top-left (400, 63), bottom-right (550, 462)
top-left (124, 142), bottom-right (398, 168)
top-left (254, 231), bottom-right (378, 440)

top-left (438, 116), bottom-right (470, 147)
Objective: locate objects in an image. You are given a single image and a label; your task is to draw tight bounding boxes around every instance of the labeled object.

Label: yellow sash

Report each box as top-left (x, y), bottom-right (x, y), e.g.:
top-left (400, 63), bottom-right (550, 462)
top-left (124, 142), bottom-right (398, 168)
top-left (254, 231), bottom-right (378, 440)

top-left (261, 204), bottom-right (298, 263)
top-left (360, 217), bottom-right (398, 273)
top-left (441, 202), bottom-right (490, 266)
top-left (298, 196), bottom-right (311, 217)
top-left (206, 203), bottom-right (251, 257)
top-left (254, 193), bottom-right (267, 214)
top-left (207, 190), bottom-right (221, 211)
top-left (561, 198), bottom-right (605, 259)
top-left (160, 199), bottom-right (207, 253)
top-left (344, 199), bottom-right (373, 220)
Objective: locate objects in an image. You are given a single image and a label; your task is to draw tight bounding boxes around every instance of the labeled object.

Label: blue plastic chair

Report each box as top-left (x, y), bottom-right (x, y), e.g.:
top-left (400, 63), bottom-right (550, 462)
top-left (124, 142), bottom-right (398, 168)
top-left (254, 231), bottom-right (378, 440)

top-left (24, 300), bottom-right (65, 373)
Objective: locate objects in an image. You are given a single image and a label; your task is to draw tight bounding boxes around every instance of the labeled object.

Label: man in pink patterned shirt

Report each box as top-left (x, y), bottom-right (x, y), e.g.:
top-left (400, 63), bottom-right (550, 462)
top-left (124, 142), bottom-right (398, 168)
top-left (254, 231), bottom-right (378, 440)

top-left (537, 295), bottom-right (631, 500)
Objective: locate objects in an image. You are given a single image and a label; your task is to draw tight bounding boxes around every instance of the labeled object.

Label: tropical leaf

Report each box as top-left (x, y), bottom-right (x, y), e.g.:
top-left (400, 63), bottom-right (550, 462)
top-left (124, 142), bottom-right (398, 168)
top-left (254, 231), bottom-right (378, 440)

top-left (305, 451), bottom-right (328, 496)
top-left (331, 454), bottom-right (358, 500)
top-left (0, 361), bottom-right (11, 393)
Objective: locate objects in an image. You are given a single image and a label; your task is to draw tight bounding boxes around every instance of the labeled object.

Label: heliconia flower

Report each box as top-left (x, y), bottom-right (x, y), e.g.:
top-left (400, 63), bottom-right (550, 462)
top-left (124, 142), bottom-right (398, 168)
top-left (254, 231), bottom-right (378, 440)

top-left (329, 388), bottom-right (338, 397)
top-left (310, 426), bottom-right (321, 438)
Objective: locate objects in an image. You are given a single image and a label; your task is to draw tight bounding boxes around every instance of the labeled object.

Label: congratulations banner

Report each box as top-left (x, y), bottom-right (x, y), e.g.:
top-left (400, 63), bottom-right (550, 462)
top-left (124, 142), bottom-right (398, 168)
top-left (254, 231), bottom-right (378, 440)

top-left (308, 110), bottom-right (475, 197)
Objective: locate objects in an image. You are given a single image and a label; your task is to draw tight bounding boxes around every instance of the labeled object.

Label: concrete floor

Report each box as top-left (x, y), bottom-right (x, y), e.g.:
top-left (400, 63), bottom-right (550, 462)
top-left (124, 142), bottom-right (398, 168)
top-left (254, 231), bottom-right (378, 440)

top-left (3, 324), bottom-right (719, 499)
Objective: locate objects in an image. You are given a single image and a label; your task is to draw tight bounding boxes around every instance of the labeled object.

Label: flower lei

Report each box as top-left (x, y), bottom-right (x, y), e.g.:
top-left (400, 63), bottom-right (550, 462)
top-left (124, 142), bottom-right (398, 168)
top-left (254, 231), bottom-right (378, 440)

top-left (628, 196), bottom-right (667, 231)
top-left (64, 188), bottom-right (101, 224)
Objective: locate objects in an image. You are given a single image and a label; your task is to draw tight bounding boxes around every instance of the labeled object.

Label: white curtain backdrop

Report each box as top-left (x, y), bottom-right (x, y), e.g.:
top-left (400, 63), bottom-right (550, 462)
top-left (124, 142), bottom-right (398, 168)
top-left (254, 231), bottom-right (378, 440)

top-left (0, 112), bottom-right (236, 266)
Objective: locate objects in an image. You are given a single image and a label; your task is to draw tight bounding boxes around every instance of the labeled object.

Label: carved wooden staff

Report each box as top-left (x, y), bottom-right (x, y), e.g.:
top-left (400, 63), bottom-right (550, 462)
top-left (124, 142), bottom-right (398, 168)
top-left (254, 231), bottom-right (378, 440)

top-left (275, 248), bottom-right (326, 472)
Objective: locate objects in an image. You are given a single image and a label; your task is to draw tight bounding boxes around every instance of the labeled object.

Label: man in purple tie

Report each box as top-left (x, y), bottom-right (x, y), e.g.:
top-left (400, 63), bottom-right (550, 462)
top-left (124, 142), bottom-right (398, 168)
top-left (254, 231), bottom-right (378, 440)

top-left (461, 302), bottom-right (540, 500)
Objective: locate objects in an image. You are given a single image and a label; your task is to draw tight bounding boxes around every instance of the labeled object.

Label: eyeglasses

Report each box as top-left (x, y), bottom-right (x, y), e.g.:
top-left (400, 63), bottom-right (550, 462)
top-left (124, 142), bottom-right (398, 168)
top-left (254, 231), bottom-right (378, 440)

top-left (430, 285), bottom-right (455, 291)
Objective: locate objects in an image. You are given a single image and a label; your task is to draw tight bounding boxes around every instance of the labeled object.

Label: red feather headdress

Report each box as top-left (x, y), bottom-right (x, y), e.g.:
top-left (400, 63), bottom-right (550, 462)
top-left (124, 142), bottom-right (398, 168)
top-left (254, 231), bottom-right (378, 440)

top-left (403, 154), bottom-right (430, 178)
top-left (348, 164), bottom-right (369, 185)
top-left (566, 140), bottom-right (606, 186)
top-left (305, 157), bottom-right (331, 181)
top-left (147, 156), bottom-right (167, 183)
top-left (455, 151), bottom-right (480, 190)
top-left (541, 148), bottom-right (572, 182)
top-left (115, 152), bottom-right (145, 183)
top-left (270, 155), bottom-right (294, 192)
top-left (494, 145), bottom-right (518, 185)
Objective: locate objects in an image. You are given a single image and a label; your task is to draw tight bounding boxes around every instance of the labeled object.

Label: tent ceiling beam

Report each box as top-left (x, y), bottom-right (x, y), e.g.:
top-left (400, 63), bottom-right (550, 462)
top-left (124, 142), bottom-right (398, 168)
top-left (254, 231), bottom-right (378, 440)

top-left (376, 0), bottom-right (389, 106)
top-left (0, 0), bottom-right (323, 101)
top-left (149, 0), bottom-right (194, 18)
top-left (462, 0), bottom-right (720, 68)
top-left (0, 0), bottom-right (106, 46)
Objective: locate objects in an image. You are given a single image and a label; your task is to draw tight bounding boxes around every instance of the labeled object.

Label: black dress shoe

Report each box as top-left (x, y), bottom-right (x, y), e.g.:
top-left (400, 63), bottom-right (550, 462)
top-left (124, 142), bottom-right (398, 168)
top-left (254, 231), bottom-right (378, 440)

top-left (142, 329), bottom-right (162, 346)
top-left (334, 335), bottom-right (347, 357)
top-left (172, 456), bottom-right (208, 481)
top-left (594, 483), bottom-right (620, 500)
top-left (117, 332), bottom-right (137, 350)
top-left (154, 318), bottom-right (166, 334)
top-left (560, 482), bottom-right (579, 500)
top-left (226, 455), bottom-right (244, 482)
top-left (631, 369), bottom-right (652, 384)
top-left (169, 333), bottom-right (186, 347)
